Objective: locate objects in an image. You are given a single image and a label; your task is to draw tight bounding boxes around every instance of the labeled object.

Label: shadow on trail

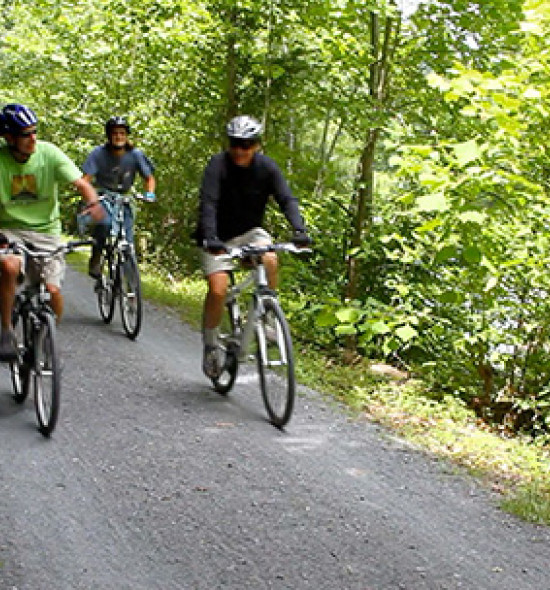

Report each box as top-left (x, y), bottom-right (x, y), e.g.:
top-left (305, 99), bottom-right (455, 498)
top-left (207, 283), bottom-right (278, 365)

top-left (0, 391), bottom-right (24, 419)
top-left (152, 376), bottom-right (271, 428)
top-left (60, 315), bottom-right (105, 328)
top-left (0, 391), bottom-right (47, 438)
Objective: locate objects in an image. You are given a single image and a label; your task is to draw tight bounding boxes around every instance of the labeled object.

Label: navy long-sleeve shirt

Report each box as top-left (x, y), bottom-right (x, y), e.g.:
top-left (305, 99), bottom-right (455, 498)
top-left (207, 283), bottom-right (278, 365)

top-left (194, 151), bottom-right (306, 244)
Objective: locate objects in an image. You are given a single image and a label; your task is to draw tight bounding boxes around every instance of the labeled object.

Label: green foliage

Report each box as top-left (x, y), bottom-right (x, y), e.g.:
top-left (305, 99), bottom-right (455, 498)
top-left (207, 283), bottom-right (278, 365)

top-left (501, 484), bottom-right (550, 525)
top-left (364, 1), bottom-right (550, 435)
top-left (5, 0), bottom-right (550, 438)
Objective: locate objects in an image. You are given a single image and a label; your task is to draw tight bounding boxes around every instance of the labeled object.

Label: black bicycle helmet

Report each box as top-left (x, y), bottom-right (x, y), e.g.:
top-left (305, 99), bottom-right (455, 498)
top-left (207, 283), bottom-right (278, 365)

top-left (105, 115), bottom-right (131, 138)
top-left (1, 104), bottom-right (38, 133)
top-left (226, 115), bottom-right (262, 140)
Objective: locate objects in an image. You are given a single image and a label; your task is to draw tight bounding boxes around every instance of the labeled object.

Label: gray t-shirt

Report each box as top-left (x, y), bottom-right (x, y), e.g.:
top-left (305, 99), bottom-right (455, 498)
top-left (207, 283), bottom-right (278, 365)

top-left (82, 145), bottom-right (154, 193)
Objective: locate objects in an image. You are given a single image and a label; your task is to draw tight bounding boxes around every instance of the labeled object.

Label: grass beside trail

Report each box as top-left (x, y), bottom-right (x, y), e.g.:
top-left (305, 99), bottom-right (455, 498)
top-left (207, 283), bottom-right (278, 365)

top-left (68, 254), bottom-right (550, 525)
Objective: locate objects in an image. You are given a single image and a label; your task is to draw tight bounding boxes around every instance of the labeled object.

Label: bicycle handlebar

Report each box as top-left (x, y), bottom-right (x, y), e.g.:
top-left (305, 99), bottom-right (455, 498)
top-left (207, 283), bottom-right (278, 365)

top-left (98, 188), bottom-right (149, 204)
top-left (0, 238), bottom-right (95, 259)
top-left (79, 188), bottom-right (152, 216)
top-left (221, 242), bottom-right (312, 260)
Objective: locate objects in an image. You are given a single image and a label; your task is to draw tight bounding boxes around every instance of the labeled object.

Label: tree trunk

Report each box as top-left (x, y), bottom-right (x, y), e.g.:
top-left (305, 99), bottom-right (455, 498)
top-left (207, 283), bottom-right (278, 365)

top-left (345, 128), bottom-right (378, 302)
top-left (343, 8), bottom-right (400, 359)
top-left (225, 8), bottom-right (238, 128)
top-left (262, 1), bottom-right (274, 145)
top-left (314, 110), bottom-right (344, 200)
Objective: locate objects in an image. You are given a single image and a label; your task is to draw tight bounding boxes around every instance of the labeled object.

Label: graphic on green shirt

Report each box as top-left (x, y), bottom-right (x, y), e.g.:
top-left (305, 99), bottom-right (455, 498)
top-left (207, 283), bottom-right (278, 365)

top-left (11, 174), bottom-right (38, 201)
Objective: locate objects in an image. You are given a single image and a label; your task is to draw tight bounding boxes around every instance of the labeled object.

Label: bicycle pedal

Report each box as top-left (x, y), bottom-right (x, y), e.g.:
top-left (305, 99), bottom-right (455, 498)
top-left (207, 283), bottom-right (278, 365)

top-left (237, 352), bottom-right (255, 363)
top-left (223, 353), bottom-right (237, 373)
top-left (226, 340), bottom-right (240, 355)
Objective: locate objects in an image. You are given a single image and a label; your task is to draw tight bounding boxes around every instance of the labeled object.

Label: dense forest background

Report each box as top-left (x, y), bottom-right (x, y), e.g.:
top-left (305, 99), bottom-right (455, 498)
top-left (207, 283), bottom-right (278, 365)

top-left (3, 0), bottom-right (550, 434)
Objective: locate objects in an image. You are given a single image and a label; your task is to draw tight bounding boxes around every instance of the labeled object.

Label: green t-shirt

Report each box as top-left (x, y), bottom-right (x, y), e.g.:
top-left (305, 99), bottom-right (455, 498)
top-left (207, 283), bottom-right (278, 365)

top-left (0, 141), bottom-right (82, 235)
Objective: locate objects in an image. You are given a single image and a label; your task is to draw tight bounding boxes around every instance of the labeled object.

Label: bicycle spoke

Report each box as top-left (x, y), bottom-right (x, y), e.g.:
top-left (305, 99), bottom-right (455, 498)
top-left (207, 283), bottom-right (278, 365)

top-left (256, 297), bottom-right (295, 428)
top-left (119, 252), bottom-right (142, 340)
top-left (33, 313), bottom-right (60, 437)
top-left (10, 309), bottom-right (30, 403)
top-left (97, 251), bottom-right (116, 323)
top-left (212, 300), bottom-right (239, 394)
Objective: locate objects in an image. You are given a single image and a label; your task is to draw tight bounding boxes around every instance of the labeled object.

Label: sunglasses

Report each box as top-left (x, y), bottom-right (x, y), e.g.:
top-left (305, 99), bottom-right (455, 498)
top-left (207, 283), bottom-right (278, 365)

top-left (229, 138), bottom-right (257, 150)
top-left (17, 128), bottom-right (37, 138)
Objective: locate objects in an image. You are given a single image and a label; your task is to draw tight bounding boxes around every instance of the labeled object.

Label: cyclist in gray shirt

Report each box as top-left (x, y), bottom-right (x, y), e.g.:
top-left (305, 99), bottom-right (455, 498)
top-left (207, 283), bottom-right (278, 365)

top-left (83, 116), bottom-right (155, 278)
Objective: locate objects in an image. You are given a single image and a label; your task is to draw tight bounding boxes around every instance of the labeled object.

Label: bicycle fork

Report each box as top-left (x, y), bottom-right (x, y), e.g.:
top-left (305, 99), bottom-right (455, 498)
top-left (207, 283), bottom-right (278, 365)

top-left (236, 296), bottom-right (260, 362)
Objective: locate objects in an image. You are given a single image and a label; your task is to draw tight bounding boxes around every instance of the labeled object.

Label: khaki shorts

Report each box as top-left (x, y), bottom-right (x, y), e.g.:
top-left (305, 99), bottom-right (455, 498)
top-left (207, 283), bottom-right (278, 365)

top-left (0, 230), bottom-right (65, 288)
top-left (201, 227), bottom-right (273, 277)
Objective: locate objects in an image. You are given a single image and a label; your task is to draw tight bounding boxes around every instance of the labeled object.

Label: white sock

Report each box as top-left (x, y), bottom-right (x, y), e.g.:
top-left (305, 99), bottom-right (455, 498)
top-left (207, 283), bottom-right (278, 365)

top-left (204, 327), bottom-right (219, 347)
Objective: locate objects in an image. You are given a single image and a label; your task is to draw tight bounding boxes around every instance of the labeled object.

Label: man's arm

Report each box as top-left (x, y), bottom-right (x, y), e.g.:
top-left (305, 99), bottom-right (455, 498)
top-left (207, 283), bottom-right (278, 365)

top-left (143, 175), bottom-right (155, 193)
top-left (73, 176), bottom-right (104, 221)
top-left (134, 150), bottom-right (156, 196)
top-left (197, 156), bottom-right (222, 244)
top-left (269, 162), bottom-right (306, 233)
top-left (267, 159), bottom-right (312, 245)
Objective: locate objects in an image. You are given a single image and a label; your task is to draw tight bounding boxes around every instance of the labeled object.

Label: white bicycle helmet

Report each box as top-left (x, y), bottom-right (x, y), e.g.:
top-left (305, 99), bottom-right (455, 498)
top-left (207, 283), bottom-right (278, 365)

top-left (226, 115), bottom-right (262, 140)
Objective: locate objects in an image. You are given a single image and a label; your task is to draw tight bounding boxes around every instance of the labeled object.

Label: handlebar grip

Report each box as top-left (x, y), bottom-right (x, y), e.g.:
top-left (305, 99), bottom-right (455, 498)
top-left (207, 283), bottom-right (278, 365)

top-left (67, 238), bottom-right (95, 249)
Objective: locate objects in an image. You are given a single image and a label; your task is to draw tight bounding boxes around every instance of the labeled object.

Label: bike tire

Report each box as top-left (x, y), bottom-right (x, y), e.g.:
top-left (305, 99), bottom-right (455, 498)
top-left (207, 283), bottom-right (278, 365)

top-left (256, 297), bottom-right (295, 428)
top-left (119, 250), bottom-right (142, 340)
top-left (212, 300), bottom-right (239, 395)
top-left (32, 312), bottom-right (60, 437)
top-left (10, 310), bottom-right (30, 404)
top-left (97, 250), bottom-right (116, 324)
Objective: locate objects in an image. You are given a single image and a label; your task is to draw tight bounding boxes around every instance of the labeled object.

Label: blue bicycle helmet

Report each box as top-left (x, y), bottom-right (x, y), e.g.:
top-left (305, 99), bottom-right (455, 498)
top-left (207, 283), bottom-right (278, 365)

top-left (1, 104), bottom-right (38, 133)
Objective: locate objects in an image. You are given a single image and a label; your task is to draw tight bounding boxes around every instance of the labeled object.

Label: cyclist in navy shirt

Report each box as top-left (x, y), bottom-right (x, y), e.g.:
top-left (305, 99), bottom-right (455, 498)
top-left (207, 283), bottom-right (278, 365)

top-left (83, 116), bottom-right (155, 278)
top-left (194, 115), bottom-right (311, 379)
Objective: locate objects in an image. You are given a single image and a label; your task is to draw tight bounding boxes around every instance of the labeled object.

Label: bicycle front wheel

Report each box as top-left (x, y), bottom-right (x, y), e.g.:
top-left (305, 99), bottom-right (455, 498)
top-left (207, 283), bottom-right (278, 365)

top-left (10, 310), bottom-right (30, 404)
top-left (32, 312), bottom-right (60, 437)
top-left (256, 297), bottom-right (295, 428)
top-left (212, 300), bottom-right (239, 395)
top-left (119, 251), bottom-right (142, 340)
top-left (97, 250), bottom-right (116, 323)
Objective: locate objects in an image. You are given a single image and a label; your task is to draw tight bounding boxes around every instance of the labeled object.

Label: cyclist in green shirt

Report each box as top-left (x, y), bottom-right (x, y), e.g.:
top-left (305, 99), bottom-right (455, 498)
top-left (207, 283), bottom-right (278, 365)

top-left (0, 103), bottom-right (103, 360)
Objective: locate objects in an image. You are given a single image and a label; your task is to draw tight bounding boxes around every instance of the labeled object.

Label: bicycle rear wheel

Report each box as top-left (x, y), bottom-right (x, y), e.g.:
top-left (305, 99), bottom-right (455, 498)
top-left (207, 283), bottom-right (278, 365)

top-left (212, 300), bottom-right (239, 395)
top-left (10, 310), bottom-right (30, 404)
top-left (119, 250), bottom-right (142, 340)
top-left (256, 297), bottom-right (295, 428)
top-left (97, 250), bottom-right (116, 323)
top-left (32, 312), bottom-right (60, 437)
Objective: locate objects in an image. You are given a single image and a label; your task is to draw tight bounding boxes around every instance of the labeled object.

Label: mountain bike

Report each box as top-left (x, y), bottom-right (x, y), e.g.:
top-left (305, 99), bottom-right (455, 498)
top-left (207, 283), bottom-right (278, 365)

top-left (6, 238), bottom-right (94, 436)
top-left (92, 190), bottom-right (145, 340)
top-left (210, 242), bottom-right (310, 428)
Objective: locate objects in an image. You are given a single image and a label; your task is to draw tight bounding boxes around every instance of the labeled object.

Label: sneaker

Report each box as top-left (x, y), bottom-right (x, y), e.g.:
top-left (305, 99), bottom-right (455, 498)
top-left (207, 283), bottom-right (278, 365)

top-left (202, 344), bottom-right (221, 379)
top-left (88, 251), bottom-right (102, 279)
top-left (0, 329), bottom-right (18, 362)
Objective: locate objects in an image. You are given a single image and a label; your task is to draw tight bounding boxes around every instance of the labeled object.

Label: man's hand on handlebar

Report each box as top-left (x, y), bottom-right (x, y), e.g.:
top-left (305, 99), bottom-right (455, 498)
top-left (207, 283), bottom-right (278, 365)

top-left (203, 237), bottom-right (227, 254)
top-left (82, 200), bottom-right (105, 222)
top-left (291, 230), bottom-right (312, 248)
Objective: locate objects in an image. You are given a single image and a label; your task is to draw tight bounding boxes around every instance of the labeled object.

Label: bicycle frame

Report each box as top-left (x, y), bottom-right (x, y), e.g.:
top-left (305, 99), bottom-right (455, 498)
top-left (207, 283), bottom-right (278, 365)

top-left (101, 190), bottom-right (134, 250)
top-left (14, 240), bottom-right (93, 315)
top-left (226, 264), bottom-right (270, 362)
top-left (95, 190), bottom-right (144, 340)
top-left (222, 243), bottom-right (309, 357)
top-left (4, 239), bottom-right (93, 436)
top-left (211, 242), bottom-right (310, 427)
